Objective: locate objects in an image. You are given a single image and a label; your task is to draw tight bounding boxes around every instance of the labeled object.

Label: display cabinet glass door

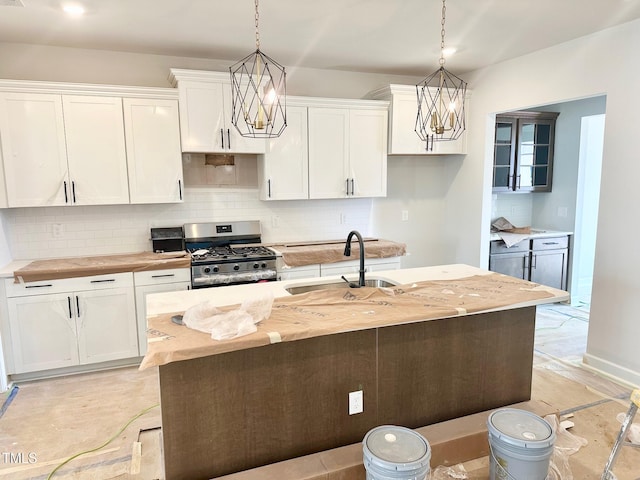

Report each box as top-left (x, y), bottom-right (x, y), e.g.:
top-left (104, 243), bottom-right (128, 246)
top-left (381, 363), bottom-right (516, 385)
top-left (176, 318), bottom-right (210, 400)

top-left (516, 119), bottom-right (555, 192)
top-left (493, 117), bottom-right (516, 192)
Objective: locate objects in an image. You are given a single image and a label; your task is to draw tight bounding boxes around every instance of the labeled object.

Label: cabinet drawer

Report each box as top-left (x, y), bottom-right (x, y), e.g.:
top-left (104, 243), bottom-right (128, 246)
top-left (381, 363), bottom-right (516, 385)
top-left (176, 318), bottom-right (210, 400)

top-left (5, 272), bottom-right (134, 298)
top-left (531, 236), bottom-right (569, 251)
top-left (133, 268), bottom-right (191, 286)
top-left (489, 240), bottom-right (529, 254)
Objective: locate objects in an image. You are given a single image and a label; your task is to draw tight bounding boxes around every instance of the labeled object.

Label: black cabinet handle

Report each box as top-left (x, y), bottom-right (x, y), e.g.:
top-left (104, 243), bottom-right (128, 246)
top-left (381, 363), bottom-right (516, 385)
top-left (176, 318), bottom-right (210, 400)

top-left (543, 242), bottom-right (559, 245)
top-left (90, 279), bottom-right (116, 283)
top-left (25, 284), bottom-right (53, 289)
top-left (516, 174), bottom-right (521, 189)
top-left (178, 179), bottom-right (182, 200)
top-left (220, 128), bottom-right (225, 149)
top-left (345, 179), bottom-right (350, 196)
top-left (227, 129), bottom-right (231, 150)
top-left (72, 181), bottom-right (76, 203)
top-left (68, 296), bottom-right (72, 319)
top-left (151, 273), bottom-right (176, 278)
top-left (350, 178), bottom-right (355, 196)
top-left (268, 179), bottom-right (271, 198)
top-left (76, 296), bottom-right (80, 317)
top-left (63, 181), bottom-right (68, 203)
top-left (531, 254), bottom-right (537, 270)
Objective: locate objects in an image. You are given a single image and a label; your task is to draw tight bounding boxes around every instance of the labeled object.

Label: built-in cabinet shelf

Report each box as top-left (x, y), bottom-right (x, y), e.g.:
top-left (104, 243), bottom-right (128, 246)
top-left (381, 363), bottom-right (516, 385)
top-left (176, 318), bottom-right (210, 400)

top-left (169, 69), bottom-right (266, 154)
top-left (367, 84), bottom-right (470, 155)
top-left (258, 96), bottom-right (388, 201)
top-left (493, 111), bottom-right (559, 193)
top-left (0, 80), bottom-right (184, 208)
top-left (488, 235), bottom-right (569, 290)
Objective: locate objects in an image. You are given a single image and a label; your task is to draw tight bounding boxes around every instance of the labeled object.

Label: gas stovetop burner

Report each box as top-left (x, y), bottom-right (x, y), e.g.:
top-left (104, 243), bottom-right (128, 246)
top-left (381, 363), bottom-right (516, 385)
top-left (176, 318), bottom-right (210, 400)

top-left (188, 245), bottom-right (276, 263)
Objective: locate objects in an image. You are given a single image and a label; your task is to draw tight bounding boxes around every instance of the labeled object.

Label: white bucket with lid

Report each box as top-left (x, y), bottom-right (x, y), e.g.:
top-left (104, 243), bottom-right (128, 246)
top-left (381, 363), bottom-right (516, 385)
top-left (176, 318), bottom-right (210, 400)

top-left (362, 425), bottom-right (431, 480)
top-left (487, 408), bottom-right (556, 480)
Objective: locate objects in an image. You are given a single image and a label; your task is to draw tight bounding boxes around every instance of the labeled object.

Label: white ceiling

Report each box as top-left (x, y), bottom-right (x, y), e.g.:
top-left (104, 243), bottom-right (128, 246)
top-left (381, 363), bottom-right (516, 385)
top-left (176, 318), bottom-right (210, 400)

top-left (1, 0), bottom-right (640, 77)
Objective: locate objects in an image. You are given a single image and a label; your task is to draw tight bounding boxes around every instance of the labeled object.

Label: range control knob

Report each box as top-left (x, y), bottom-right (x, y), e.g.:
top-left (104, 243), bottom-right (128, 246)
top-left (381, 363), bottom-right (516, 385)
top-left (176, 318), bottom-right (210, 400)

top-left (233, 264), bottom-right (240, 271)
top-left (261, 263), bottom-right (267, 268)
top-left (253, 263), bottom-right (260, 269)
top-left (203, 267), bottom-right (211, 273)
top-left (212, 266), bottom-right (219, 273)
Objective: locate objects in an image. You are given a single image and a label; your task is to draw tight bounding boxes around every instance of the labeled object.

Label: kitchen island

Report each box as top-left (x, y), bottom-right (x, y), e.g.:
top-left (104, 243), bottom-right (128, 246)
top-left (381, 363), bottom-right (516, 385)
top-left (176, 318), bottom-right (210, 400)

top-left (142, 264), bottom-right (568, 480)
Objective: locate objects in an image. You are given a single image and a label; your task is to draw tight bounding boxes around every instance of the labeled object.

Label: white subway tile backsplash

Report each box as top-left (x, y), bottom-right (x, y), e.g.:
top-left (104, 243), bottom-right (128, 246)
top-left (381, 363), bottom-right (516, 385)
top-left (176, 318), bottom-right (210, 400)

top-left (4, 187), bottom-right (374, 260)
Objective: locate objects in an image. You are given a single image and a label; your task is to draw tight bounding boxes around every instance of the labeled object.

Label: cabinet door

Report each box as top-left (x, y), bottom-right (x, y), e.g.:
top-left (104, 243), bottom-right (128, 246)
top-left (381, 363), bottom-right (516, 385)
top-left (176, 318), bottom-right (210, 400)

top-left (135, 281), bottom-right (190, 355)
top-left (7, 294), bottom-right (79, 374)
top-left (62, 95), bottom-right (130, 205)
top-left (493, 117), bottom-right (517, 191)
top-left (123, 98), bottom-right (184, 204)
top-left (0, 92), bottom-right (69, 207)
top-left (222, 82), bottom-right (266, 154)
top-left (388, 93), bottom-right (426, 154)
top-left (308, 107), bottom-right (349, 199)
top-left (76, 287), bottom-right (138, 364)
top-left (177, 81), bottom-right (227, 152)
top-left (516, 119), bottom-right (555, 192)
top-left (259, 105), bottom-right (309, 200)
top-left (530, 249), bottom-right (568, 290)
top-left (349, 109), bottom-right (387, 197)
top-left (488, 252), bottom-right (529, 280)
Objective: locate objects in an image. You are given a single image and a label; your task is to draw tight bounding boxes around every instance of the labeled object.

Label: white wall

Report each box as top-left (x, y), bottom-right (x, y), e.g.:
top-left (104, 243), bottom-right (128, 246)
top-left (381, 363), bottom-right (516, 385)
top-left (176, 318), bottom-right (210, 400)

top-left (461, 20), bottom-right (640, 386)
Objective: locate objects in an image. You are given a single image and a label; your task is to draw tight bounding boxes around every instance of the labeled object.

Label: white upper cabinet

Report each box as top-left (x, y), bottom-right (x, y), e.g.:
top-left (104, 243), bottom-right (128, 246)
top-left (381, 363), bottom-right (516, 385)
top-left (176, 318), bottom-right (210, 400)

top-left (62, 95), bottom-right (130, 205)
top-left (308, 107), bottom-right (350, 199)
top-left (169, 69), bottom-right (266, 154)
top-left (0, 80), bottom-right (184, 208)
top-left (123, 98), bottom-right (184, 204)
top-left (308, 99), bottom-right (388, 199)
top-left (367, 84), bottom-right (469, 155)
top-left (258, 104), bottom-right (309, 200)
top-left (0, 92), bottom-right (69, 207)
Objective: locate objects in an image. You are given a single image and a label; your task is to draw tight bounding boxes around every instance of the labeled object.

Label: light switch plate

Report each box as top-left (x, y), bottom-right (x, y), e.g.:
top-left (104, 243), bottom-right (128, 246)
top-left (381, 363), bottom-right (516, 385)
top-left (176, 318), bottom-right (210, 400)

top-left (349, 390), bottom-right (363, 415)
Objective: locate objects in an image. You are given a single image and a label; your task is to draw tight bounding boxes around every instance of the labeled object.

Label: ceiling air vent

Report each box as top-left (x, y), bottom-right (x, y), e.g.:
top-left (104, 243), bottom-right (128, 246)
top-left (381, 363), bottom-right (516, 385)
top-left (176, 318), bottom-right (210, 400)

top-left (0, 0), bottom-right (25, 6)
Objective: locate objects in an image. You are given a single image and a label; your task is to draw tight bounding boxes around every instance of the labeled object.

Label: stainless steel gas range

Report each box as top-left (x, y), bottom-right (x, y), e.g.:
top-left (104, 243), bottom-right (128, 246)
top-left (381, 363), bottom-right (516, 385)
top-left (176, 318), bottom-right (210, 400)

top-left (183, 221), bottom-right (277, 289)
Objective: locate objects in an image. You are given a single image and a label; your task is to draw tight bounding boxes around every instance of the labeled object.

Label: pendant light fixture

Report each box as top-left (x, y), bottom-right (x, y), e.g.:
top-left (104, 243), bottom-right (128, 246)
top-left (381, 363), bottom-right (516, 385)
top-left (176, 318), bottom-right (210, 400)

top-left (230, 0), bottom-right (287, 138)
top-left (415, 0), bottom-right (467, 144)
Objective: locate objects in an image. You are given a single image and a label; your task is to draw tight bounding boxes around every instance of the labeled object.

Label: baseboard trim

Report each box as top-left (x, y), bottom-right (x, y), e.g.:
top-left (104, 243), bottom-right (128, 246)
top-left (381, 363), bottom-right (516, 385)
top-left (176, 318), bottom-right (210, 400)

top-left (582, 353), bottom-right (640, 389)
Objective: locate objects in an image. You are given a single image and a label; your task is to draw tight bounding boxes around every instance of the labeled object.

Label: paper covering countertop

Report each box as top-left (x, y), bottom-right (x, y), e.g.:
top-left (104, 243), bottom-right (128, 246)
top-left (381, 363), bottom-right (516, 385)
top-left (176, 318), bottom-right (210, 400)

top-left (270, 239), bottom-right (406, 267)
top-left (12, 251), bottom-right (191, 283)
top-left (140, 272), bottom-right (556, 370)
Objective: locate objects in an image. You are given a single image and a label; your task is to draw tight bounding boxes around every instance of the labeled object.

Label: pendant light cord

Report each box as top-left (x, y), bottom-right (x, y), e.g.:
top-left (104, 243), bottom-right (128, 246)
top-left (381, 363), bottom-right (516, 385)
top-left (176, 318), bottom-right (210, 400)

top-left (254, 0), bottom-right (260, 51)
top-left (439, 0), bottom-right (446, 67)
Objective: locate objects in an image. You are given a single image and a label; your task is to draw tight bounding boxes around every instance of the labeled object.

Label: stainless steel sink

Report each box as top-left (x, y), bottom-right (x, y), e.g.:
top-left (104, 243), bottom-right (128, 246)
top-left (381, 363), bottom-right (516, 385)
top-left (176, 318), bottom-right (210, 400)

top-left (285, 278), bottom-right (398, 295)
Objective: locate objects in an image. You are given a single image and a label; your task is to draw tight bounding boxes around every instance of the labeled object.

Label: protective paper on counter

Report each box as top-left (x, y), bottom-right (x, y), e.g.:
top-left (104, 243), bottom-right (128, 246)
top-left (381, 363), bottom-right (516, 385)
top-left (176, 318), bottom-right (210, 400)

top-left (13, 251), bottom-right (191, 283)
top-left (273, 239), bottom-right (407, 268)
top-left (139, 272), bottom-right (556, 370)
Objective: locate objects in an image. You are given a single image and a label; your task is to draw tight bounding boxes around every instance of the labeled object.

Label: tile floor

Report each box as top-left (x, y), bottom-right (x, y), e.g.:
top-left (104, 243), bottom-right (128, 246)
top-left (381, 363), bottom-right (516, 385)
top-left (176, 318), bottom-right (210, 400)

top-left (1, 301), bottom-right (639, 480)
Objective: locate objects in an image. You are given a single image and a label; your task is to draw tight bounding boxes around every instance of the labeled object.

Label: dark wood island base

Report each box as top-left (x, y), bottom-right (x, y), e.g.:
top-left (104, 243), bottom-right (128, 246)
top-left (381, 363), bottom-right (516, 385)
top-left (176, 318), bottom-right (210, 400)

top-left (158, 306), bottom-right (536, 480)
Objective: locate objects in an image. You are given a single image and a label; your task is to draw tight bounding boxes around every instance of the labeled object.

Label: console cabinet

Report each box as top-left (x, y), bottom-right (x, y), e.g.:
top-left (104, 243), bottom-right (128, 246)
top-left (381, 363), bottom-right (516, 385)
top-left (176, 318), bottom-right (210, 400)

top-left (489, 236), bottom-right (569, 290)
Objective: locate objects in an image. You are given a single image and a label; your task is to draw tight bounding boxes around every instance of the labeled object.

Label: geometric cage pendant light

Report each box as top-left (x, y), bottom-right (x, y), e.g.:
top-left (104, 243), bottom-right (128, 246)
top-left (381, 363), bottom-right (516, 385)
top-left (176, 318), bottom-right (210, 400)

top-left (416, 0), bottom-right (467, 143)
top-left (230, 0), bottom-right (287, 138)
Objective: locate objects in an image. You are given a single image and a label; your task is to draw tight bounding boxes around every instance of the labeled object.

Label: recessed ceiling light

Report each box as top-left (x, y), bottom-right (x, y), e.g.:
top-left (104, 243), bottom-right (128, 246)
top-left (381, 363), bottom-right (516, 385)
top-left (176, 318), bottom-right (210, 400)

top-left (63, 4), bottom-right (85, 16)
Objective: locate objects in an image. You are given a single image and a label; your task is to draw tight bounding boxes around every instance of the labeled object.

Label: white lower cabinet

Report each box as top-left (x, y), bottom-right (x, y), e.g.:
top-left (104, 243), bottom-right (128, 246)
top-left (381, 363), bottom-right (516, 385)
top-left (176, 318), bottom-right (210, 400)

top-left (5, 273), bottom-right (138, 375)
top-left (277, 264), bottom-right (321, 281)
top-left (133, 268), bottom-right (190, 355)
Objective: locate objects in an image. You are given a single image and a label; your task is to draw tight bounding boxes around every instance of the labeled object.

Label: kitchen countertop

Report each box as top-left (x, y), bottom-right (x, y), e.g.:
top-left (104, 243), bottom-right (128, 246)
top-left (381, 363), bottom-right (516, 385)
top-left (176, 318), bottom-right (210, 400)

top-left (268, 238), bottom-right (406, 267)
top-left (141, 263), bottom-right (569, 369)
top-left (489, 228), bottom-right (573, 242)
top-left (2, 251), bottom-right (191, 283)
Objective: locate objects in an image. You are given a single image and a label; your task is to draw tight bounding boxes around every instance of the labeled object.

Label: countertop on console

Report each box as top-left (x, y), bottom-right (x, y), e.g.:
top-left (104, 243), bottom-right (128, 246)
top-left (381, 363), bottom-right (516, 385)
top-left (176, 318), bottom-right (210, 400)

top-left (141, 264), bottom-right (569, 370)
top-left (2, 251), bottom-right (191, 283)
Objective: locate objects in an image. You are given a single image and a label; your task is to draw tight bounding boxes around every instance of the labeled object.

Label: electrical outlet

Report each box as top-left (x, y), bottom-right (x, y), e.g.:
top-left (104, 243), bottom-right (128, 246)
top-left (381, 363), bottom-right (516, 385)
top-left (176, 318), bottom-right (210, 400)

top-left (340, 213), bottom-right (347, 225)
top-left (52, 223), bottom-right (63, 239)
top-left (349, 390), bottom-right (363, 415)
top-left (401, 210), bottom-right (409, 221)
top-left (271, 215), bottom-right (280, 228)
top-left (557, 206), bottom-right (568, 218)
